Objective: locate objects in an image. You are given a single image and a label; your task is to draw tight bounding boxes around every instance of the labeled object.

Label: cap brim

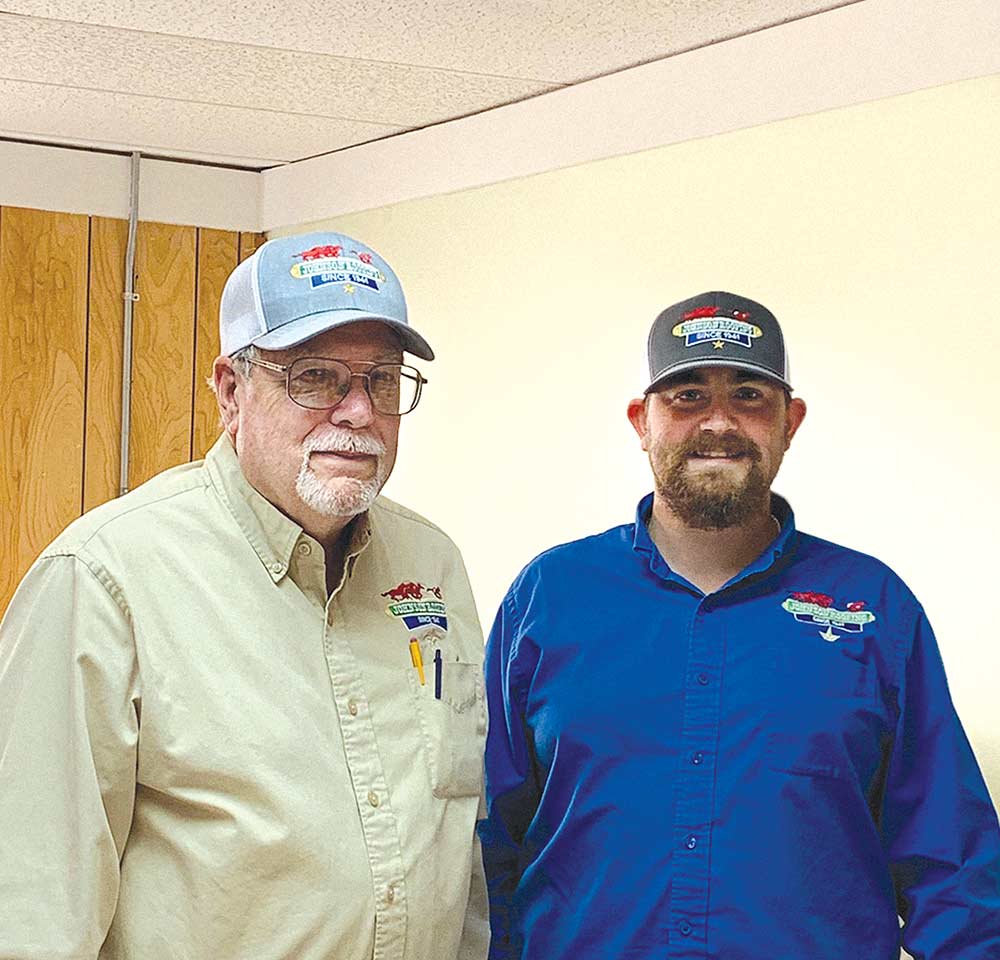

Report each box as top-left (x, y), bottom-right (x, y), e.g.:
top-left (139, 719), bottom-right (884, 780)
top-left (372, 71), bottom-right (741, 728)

top-left (252, 309), bottom-right (434, 361)
top-left (645, 358), bottom-right (792, 393)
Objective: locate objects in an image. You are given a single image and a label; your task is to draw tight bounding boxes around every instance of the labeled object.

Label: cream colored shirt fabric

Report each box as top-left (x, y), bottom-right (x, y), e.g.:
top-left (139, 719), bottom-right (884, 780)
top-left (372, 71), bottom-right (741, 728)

top-left (0, 436), bottom-right (489, 960)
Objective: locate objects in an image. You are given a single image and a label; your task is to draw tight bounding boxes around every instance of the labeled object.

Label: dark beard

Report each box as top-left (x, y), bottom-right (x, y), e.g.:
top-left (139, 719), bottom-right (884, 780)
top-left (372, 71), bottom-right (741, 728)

top-left (651, 431), bottom-right (770, 530)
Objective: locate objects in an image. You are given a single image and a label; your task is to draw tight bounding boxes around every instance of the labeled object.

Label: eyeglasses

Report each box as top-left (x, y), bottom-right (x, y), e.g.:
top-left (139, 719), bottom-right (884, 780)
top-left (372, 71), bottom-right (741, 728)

top-left (243, 356), bottom-right (427, 416)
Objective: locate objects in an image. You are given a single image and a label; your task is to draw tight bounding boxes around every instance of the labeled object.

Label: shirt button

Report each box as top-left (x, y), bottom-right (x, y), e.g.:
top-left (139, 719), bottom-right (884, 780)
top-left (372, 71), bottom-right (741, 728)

top-left (386, 883), bottom-right (396, 904)
top-left (685, 835), bottom-right (697, 850)
top-left (348, 699), bottom-right (359, 716)
top-left (696, 673), bottom-right (710, 685)
top-left (269, 561), bottom-right (284, 575)
top-left (296, 542), bottom-right (311, 556)
top-left (679, 920), bottom-right (693, 936)
top-left (367, 790), bottom-right (380, 808)
top-left (690, 751), bottom-right (704, 765)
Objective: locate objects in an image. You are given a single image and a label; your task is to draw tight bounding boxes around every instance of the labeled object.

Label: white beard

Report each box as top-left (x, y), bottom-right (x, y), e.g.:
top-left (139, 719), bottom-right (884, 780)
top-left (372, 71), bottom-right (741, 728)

top-left (295, 427), bottom-right (387, 518)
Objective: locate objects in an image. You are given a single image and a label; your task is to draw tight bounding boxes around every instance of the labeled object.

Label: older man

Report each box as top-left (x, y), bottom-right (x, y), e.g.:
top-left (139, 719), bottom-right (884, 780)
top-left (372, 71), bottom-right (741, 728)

top-left (0, 233), bottom-right (489, 960)
top-left (480, 292), bottom-right (1000, 959)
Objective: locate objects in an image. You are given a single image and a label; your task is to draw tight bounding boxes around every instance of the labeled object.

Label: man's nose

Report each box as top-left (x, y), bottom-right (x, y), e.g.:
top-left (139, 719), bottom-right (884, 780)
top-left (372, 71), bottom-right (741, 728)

top-left (328, 375), bottom-right (375, 428)
top-left (698, 398), bottom-right (739, 432)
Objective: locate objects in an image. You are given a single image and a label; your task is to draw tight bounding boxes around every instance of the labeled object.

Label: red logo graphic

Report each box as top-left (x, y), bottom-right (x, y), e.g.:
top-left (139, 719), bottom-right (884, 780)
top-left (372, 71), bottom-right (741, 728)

top-left (846, 600), bottom-right (867, 612)
top-left (683, 305), bottom-right (720, 320)
top-left (732, 310), bottom-right (750, 321)
top-left (296, 244), bottom-right (343, 260)
top-left (791, 591), bottom-right (834, 608)
top-left (356, 251), bottom-right (373, 264)
top-left (381, 582), bottom-right (443, 602)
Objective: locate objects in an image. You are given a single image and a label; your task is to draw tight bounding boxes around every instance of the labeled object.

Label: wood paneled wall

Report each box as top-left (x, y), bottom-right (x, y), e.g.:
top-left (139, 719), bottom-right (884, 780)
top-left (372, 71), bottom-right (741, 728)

top-left (0, 205), bottom-right (263, 615)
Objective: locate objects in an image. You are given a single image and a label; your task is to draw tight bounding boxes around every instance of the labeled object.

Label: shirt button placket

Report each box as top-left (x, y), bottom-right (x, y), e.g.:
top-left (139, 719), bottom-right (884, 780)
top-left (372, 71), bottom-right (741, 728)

top-left (323, 613), bottom-right (407, 960)
top-left (669, 601), bottom-right (723, 955)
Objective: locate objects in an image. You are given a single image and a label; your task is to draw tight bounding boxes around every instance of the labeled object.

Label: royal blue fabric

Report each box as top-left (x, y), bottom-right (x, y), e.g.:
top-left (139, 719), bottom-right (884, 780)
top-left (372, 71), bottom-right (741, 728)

top-left (480, 494), bottom-right (1000, 959)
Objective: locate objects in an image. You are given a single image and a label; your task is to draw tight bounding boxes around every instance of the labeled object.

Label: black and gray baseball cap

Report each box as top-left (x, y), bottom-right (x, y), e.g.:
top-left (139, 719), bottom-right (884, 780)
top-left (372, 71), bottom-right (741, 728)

top-left (644, 291), bottom-right (792, 393)
top-left (219, 231), bottom-right (434, 360)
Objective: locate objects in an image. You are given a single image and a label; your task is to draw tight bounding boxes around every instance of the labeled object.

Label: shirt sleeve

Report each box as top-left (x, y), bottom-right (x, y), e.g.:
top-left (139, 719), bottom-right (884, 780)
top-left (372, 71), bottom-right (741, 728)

top-left (0, 553), bottom-right (140, 960)
top-left (478, 591), bottom-right (541, 960)
top-left (883, 606), bottom-right (1000, 958)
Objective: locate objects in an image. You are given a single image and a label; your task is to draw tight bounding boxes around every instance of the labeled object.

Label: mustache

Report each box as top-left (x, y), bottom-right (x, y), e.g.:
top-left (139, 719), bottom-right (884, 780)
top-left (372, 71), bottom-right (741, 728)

top-left (302, 427), bottom-right (385, 457)
top-left (681, 431), bottom-right (762, 461)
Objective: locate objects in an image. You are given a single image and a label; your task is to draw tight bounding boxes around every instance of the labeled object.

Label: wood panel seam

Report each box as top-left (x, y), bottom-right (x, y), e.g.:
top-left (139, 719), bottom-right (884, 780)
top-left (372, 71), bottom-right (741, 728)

top-left (81, 215), bottom-right (94, 517)
top-left (189, 228), bottom-right (202, 461)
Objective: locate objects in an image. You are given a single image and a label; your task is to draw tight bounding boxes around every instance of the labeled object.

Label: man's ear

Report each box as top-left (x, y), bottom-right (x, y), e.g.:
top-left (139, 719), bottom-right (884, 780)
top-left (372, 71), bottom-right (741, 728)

top-left (784, 397), bottom-right (807, 449)
top-left (213, 356), bottom-right (241, 440)
top-left (626, 396), bottom-right (650, 451)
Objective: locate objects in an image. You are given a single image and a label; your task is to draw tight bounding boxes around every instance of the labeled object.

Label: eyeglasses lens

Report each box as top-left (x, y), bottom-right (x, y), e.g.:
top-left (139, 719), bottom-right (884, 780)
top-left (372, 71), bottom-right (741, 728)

top-left (287, 359), bottom-right (422, 415)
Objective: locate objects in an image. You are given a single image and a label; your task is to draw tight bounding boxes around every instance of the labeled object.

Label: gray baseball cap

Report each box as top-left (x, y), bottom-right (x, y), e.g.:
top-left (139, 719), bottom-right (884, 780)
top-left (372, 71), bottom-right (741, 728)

top-left (645, 291), bottom-right (791, 393)
top-left (219, 231), bottom-right (434, 360)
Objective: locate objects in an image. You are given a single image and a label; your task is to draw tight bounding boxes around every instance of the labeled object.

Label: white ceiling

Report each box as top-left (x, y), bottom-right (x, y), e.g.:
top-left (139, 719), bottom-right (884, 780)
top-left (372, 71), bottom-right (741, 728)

top-left (0, 0), bottom-right (854, 168)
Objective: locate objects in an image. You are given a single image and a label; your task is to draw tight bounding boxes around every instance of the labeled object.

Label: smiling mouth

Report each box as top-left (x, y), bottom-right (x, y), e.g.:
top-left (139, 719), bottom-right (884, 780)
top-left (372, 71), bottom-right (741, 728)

top-left (688, 452), bottom-right (748, 461)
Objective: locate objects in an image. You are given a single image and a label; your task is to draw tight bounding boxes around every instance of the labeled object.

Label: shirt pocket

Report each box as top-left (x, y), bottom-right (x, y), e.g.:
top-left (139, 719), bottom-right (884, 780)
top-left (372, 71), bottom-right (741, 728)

top-left (765, 639), bottom-right (881, 780)
top-left (409, 660), bottom-right (487, 799)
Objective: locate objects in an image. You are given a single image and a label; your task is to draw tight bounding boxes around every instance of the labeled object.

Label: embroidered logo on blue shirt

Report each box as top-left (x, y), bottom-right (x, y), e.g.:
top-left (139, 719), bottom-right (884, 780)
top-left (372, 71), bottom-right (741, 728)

top-left (781, 592), bottom-right (876, 641)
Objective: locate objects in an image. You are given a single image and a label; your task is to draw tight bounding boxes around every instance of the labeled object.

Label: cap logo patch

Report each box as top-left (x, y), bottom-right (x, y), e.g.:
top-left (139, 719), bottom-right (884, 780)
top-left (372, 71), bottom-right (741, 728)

top-left (290, 246), bottom-right (386, 291)
top-left (781, 591), bottom-right (876, 642)
top-left (672, 305), bottom-right (762, 349)
top-left (382, 581), bottom-right (448, 632)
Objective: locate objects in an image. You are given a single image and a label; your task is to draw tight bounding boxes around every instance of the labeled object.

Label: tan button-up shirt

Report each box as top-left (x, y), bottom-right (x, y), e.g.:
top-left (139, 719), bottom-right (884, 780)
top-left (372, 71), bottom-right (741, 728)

top-left (0, 436), bottom-right (489, 960)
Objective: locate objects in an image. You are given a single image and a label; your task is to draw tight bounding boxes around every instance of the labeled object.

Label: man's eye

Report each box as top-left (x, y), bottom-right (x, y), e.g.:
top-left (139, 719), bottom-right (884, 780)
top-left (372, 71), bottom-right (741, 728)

top-left (734, 388), bottom-right (763, 401)
top-left (294, 367), bottom-right (345, 391)
top-left (298, 368), bottom-right (332, 382)
top-left (674, 390), bottom-right (704, 403)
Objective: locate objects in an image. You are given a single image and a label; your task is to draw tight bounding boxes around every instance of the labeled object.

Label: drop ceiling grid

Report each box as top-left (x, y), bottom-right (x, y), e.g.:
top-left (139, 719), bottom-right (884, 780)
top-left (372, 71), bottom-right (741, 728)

top-left (0, 0), bottom-right (855, 81)
top-left (0, 77), bottom-right (404, 165)
top-left (0, 0), bottom-right (858, 167)
top-left (0, 14), bottom-right (561, 127)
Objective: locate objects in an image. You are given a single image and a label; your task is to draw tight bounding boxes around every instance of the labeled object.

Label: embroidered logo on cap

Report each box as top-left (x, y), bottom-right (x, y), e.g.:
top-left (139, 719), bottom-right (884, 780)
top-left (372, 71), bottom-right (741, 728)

top-left (290, 246), bottom-right (387, 291)
top-left (382, 581), bottom-right (447, 632)
top-left (781, 592), bottom-right (876, 642)
top-left (297, 244), bottom-right (343, 260)
top-left (672, 304), bottom-right (763, 349)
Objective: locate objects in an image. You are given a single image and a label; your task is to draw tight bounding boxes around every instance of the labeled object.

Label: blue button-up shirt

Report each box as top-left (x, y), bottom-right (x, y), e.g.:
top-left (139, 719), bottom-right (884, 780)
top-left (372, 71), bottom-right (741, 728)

top-left (480, 494), bottom-right (1000, 959)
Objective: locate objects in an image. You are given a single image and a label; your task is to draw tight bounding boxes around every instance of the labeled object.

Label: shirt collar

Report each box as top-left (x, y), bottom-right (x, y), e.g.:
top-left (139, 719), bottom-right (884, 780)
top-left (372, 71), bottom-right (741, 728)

top-left (204, 435), bottom-right (372, 584)
top-left (631, 491), bottom-right (797, 591)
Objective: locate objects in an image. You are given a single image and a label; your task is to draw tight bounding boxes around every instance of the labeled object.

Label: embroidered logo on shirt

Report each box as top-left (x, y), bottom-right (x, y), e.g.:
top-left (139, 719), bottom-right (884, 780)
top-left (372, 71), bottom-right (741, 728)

top-left (382, 582), bottom-right (448, 631)
top-left (672, 305), bottom-right (763, 349)
top-left (781, 592), bottom-right (876, 642)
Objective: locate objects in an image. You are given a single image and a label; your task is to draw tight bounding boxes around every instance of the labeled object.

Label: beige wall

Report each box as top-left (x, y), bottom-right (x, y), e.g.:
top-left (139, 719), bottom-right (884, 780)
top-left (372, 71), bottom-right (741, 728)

top-left (276, 75), bottom-right (1000, 800)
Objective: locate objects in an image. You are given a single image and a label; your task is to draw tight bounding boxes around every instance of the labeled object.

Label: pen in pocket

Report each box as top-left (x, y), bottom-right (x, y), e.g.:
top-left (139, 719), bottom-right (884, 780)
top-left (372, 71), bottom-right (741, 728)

top-left (409, 639), bottom-right (426, 686)
top-left (434, 649), bottom-right (442, 700)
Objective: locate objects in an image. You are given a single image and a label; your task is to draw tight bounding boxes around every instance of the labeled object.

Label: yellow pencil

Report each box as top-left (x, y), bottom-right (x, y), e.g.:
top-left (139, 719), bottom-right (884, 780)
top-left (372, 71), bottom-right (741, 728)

top-left (409, 639), bottom-right (426, 685)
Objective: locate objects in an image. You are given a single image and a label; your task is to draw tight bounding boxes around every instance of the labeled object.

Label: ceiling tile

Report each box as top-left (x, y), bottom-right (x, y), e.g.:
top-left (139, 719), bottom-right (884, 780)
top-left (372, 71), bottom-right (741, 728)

top-left (1, 0), bottom-right (855, 82)
top-left (0, 14), bottom-right (560, 127)
top-left (0, 78), bottom-right (403, 165)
